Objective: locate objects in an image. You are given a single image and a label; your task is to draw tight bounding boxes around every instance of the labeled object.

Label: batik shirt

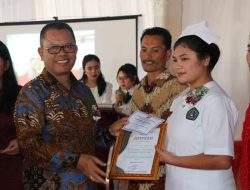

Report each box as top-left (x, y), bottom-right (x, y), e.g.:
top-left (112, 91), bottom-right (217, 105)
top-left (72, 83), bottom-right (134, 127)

top-left (128, 69), bottom-right (186, 190)
top-left (14, 69), bottom-right (113, 190)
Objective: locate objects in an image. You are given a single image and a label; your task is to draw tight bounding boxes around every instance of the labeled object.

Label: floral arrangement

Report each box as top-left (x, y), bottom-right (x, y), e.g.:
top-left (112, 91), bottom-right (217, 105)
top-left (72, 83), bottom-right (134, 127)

top-left (182, 86), bottom-right (209, 109)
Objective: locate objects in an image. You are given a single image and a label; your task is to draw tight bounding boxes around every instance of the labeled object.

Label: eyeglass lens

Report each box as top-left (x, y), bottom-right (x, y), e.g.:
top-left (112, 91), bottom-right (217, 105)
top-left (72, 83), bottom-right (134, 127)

top-left (47, 44), bottom-right (77, 54)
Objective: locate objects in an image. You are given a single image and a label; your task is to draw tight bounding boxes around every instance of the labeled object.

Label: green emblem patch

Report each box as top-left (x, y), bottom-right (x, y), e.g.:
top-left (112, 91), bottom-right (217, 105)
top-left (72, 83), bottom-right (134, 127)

top-left (186, 107), bottom-right (199, 120)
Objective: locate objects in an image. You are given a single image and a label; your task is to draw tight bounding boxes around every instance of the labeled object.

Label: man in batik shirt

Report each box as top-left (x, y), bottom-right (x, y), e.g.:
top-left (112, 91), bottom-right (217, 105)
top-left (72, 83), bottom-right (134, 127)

top-left (127, 27), bottom-right (186, 190)
top-left (14, 22), bottom-right (126, 190)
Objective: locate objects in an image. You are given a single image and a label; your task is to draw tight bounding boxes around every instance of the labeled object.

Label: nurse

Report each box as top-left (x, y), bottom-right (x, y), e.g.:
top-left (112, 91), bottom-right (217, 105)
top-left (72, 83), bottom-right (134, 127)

top-left (157, 21), bottom-right (238, 190)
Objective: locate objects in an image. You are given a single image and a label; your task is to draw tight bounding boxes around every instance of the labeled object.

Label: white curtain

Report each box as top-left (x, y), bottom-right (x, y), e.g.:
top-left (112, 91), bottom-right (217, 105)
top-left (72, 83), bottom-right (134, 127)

top-left (0, 0), bottom-right (155, 27)
top-left (0, 0), bottom-right (35, 22)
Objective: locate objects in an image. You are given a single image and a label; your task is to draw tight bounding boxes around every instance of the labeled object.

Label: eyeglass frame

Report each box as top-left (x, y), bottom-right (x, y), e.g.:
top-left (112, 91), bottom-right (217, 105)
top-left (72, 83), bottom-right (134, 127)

top-left (43, 43), bottom-right (77, 54)
top-left (117, 76), bottom-right (130, 82)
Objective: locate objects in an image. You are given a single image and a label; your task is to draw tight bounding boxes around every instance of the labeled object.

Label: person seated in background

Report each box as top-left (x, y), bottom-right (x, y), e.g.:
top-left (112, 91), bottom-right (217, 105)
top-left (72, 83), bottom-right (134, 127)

top-left (0, 41), bottom-right (23, 190)
top-left (80, 54), bottom-right (113, 104)
top-left (114, 63), bottom-right (139, 115)
top-left (240, 38), bottom-right (250, 190)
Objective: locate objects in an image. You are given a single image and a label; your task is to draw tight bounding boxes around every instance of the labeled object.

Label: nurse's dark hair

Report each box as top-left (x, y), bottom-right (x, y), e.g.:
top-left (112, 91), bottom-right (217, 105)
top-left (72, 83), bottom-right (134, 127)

top-left (174, 35), bottom-right (220, 72)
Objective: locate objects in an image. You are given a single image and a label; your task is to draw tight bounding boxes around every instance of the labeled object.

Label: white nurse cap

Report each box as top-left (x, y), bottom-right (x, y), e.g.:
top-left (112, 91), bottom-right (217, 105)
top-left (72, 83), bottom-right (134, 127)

top-left (178, 21), bottom-right (219, 44)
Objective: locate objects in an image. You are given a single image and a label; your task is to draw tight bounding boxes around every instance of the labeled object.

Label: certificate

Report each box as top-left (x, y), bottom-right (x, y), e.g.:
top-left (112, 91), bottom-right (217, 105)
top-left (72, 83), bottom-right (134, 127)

top-left (108, 123), bottom-right (167, 180)
top-left (123, 110), bottom-right (165, 134)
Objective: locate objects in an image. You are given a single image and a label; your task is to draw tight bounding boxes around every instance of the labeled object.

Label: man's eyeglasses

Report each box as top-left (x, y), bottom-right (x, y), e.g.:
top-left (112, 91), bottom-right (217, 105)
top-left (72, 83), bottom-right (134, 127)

top-left (44, 44), bottom-right (77, 54)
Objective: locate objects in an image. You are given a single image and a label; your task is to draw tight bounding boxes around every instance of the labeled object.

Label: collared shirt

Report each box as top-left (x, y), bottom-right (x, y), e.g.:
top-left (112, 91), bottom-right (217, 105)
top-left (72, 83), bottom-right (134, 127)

top-left (166, 81), bottom-right (238, 190)
top-left (15, 69), bottom-right (113, 190)
top-left (131, 69), bottom-right (186, 119)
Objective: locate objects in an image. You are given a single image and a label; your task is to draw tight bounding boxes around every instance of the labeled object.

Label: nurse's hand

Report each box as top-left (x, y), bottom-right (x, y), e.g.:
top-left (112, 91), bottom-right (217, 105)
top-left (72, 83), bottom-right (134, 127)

top-left (155, 146), bottom-right (176, 164)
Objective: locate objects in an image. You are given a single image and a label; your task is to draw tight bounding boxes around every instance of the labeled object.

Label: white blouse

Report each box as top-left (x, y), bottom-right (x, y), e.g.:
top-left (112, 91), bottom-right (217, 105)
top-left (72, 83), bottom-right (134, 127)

top-left (90, 82), bottom-right (113, 104)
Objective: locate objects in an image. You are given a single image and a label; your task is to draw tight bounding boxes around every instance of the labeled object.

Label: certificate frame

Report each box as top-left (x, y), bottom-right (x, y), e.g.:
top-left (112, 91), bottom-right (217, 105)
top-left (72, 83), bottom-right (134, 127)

top-left (108, 123), bottom-right (167, 180)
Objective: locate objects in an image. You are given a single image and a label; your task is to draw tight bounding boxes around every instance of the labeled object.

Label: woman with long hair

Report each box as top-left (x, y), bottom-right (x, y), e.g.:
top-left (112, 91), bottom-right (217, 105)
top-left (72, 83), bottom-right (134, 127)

top-left (0, 41), bottom-right (23, 189)
top-left (80, 54), bottom-right (112, 104)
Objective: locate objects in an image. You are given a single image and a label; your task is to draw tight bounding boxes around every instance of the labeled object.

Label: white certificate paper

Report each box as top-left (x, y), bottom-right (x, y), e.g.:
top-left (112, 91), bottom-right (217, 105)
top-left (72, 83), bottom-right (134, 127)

top-left (116, 128), bottom-right (160, 174)
top-left (123, 110), bottom-right (165, 134)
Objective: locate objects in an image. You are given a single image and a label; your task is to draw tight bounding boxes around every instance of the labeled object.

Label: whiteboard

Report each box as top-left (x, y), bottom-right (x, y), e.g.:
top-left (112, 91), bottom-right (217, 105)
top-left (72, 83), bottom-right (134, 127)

top-left (0, 15), bottom-right (140, 91)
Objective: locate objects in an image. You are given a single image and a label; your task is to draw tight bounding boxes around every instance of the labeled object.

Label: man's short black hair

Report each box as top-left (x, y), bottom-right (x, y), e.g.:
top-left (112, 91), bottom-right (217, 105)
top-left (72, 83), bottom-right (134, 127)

top-left (140, 27), bottom-right (172, 49)
top-left (40, 21), bottom-right (76, 46)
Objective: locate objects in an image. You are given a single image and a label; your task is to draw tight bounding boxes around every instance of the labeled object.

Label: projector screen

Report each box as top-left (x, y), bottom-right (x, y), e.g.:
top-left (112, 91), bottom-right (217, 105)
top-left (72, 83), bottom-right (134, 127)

top-left (0, 15), bottom-right (140, 91)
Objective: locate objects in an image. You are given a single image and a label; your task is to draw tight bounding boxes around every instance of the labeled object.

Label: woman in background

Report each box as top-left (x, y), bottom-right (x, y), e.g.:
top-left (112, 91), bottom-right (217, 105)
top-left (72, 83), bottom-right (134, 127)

top-left (240, 39), bottom-right (250, 190)
top-left (157, 22), bottom-right (238, 190)
top-left (115, 63), bottom-right (139, 115)
top-left (80, 54), bottom-right (112, 104)
top-left (0, 41), bottom-right (23, 189)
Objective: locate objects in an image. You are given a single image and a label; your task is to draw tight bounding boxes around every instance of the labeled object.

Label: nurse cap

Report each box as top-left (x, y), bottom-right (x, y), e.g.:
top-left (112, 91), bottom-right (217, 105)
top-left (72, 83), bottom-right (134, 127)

top-left (178, 21), bottom-right (219, 44)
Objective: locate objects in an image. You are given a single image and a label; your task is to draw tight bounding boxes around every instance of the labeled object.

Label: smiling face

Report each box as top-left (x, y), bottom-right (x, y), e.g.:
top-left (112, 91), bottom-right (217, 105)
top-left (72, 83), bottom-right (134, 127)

top-left (38, 29), bottom-right (77, 79)
top-left (172, 44), bottom-right (211, 89)
top-left (84, 60), bottom-right (101, 83)
top-left (140, 35), bottom-right (171, 78)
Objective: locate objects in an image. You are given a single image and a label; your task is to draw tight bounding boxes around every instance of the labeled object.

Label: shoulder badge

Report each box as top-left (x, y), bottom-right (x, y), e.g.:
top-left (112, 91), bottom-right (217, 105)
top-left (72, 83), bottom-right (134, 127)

top-left (186, 107), bottom-right (199, 120)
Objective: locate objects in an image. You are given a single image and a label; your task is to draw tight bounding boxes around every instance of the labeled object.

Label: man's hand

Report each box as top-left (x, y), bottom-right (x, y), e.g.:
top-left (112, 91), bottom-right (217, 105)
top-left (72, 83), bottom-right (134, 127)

top-left (109, 117), bottom-right (128, 137)
top-left (0, 138), bottom-right (20, 155)
top-left (77, 154), bottom-right (107, 184)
